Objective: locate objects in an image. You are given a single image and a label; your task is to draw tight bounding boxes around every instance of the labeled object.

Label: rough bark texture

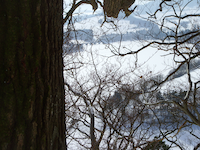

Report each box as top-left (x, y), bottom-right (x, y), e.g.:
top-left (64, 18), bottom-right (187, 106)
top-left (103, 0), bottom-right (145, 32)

top-left (0, 0), bottom-right (66, 150)
top-left (104, 0), bottom-right (135, 18)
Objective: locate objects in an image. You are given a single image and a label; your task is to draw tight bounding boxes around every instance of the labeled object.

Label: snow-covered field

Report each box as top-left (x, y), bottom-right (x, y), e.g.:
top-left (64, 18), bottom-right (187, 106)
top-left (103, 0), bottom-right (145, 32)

top-left (64, 0), bottom-right (200, 149)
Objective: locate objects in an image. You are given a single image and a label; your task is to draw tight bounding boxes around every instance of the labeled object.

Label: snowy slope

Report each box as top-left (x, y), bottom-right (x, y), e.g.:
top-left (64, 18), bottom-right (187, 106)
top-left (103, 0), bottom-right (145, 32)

top-left (64, 1), bottom-right (200, 149)
top-left (64, 0), bottom-right (200, 78)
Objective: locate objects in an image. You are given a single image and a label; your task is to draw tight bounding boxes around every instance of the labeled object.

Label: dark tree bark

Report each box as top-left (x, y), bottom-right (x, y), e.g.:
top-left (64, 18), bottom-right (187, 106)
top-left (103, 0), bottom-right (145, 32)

top-left (0, 0), bottom-right (66, 150)
top-left (104, 0), bottom-right (136, 18)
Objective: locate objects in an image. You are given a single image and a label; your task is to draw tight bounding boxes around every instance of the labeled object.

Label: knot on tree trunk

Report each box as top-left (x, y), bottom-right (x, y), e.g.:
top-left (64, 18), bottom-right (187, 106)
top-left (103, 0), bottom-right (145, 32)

top-left (103, 0), bottom-right (136, 18)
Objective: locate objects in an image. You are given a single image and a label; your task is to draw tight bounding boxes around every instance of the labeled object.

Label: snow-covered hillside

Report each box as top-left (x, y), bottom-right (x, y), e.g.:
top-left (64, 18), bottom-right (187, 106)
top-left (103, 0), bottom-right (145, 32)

top-left (64, 0), bottom-right (200, 79)
top-left (64, 1), bottom-right (200, 149)
top-left (64, 0), bottom-right (200, 44)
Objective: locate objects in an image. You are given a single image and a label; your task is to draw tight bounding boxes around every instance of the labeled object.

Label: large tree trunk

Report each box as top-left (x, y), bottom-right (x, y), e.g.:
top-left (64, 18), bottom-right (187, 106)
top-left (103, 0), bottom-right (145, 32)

top-left (0, 0), bottom-right (66, 149)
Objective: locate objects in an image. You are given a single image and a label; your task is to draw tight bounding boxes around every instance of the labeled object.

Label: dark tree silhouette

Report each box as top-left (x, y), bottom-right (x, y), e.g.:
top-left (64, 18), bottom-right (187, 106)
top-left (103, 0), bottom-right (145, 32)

top-left (0, 0), bottom-right (66, 149)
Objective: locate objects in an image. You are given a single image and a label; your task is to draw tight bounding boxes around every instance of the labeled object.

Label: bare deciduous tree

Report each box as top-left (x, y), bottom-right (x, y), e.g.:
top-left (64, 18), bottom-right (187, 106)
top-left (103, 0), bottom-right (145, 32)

top-left (63, 0), bottom-right (200, 149)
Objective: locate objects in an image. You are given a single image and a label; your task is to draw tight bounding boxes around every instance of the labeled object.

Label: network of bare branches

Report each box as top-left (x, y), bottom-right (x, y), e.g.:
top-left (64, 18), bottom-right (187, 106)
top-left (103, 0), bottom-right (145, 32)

top-left (64, 0), bottom-right (200, 149)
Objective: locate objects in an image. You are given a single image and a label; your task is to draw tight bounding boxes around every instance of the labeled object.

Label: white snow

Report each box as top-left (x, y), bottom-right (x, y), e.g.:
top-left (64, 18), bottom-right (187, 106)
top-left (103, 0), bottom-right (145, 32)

top-left (64, 1), bottom-right (200, 149)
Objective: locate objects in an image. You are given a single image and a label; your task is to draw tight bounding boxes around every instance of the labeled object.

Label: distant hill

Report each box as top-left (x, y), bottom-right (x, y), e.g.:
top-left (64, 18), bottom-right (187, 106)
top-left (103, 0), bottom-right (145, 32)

top-left (167, 59), bottom-right (200, 80)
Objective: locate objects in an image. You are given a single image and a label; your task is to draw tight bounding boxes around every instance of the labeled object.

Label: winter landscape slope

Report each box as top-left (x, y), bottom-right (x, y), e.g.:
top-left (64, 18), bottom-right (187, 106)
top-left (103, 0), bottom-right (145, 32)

top-left (64, 0), bottom-right (200, 80)
top-left (64, 1), bottom-right (200, 149)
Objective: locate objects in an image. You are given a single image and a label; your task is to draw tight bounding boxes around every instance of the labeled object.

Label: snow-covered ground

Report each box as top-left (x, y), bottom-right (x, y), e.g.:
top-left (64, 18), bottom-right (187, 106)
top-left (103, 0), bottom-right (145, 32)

top-left (64, 1), bottom-right (200, 149)
top-left (64, 41), bottom-right (200, 150)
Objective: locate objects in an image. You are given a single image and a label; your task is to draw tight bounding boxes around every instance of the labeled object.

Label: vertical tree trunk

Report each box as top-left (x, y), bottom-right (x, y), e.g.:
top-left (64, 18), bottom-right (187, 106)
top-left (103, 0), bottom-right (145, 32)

top-left (0, 0), bottom-right (66, 149)
top-left (90, 112), bottom-right (98, 150)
